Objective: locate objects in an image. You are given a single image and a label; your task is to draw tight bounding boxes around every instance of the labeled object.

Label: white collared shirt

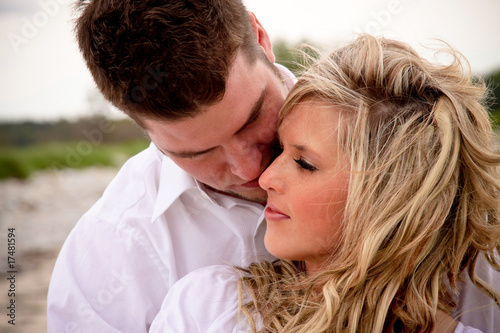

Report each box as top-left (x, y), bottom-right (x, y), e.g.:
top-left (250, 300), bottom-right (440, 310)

top-left (47, 144), bottom-right (275, 332)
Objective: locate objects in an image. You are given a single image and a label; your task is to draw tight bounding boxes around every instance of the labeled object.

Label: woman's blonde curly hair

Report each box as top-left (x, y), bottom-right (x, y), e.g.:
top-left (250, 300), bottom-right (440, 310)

top-left (238, 34), bottom-right (500, 333)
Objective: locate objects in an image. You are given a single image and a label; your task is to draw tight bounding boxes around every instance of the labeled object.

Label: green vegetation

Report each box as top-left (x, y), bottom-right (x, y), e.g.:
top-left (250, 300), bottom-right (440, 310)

top-left (491, 110), bottom-right (500, 128)
top-left (273, 39), bottom-right (321, 77)
top-left (0, 139), bottom-right (150, 180)
top-left (485, 70), bottom-right (500, 129)
top-left (0, 116), bottom-right (150, 180)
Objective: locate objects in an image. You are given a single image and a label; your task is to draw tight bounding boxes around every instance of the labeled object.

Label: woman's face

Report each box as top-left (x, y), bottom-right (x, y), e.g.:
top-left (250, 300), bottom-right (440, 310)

top-left (259, 101), bottom-right (350, 273)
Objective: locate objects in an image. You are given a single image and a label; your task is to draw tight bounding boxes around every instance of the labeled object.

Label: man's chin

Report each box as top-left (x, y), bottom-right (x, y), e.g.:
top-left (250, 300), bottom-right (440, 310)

top-left (206, 185), bottom-right (267, 205)
top-left (226, 189), bottom-right (267, 205)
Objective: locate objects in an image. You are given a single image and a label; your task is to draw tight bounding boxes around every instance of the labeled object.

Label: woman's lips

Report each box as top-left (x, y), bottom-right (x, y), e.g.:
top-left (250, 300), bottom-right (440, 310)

top-left (264, 205), bottom-right (290, 221)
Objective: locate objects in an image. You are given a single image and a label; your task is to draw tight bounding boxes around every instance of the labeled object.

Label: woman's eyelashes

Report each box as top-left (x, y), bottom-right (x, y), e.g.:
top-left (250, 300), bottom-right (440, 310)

top-left (293, 158), bottom-right (318, 172)
top-left (278, 138), bottom-right (318, 172)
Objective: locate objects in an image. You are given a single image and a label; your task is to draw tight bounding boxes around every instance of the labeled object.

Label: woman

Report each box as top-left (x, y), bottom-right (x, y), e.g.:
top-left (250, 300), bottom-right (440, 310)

top-left (150, 35), bottom-right (500, 333)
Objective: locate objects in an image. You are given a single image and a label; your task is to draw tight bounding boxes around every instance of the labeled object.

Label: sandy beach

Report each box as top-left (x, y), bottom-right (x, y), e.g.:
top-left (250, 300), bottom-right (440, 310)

top-left (0, 167), bottom-right (118, 333)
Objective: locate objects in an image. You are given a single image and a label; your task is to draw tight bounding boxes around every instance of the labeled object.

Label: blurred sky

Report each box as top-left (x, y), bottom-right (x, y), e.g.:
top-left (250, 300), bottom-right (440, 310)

top-left (0, 0), bottom-right (499, 122)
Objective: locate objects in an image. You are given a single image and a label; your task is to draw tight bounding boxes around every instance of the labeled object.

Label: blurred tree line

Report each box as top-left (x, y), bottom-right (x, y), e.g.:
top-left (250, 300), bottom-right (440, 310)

top-left (0, 117), bottom-right (146, 147)
top-left (0, 92), bottom-right (149, 179)
top-left (0, 86), bottom-right (147, 147)
top-left (0, 117), bottom-right (149, 179)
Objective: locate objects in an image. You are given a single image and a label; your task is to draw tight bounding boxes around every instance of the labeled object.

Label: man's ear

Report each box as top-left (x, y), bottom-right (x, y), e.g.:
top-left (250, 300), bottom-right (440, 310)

top-left (248, 12), bottom-right (275, 63)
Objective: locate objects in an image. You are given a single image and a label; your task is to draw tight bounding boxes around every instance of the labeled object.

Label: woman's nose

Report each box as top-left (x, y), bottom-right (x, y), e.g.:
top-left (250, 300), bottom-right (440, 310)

top-left (259, 155), bottom-right (285, 194)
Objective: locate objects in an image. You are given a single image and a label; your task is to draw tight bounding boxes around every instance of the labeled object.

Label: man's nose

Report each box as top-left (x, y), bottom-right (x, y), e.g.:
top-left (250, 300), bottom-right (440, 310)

top-left (226, 142), bottom-right (263, 181)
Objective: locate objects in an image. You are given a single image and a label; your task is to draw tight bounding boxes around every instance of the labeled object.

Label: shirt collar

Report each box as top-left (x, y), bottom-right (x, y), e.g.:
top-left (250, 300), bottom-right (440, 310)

top-left (150, 147), bottom-right (198, 223)
top-left (275, 63), bottom-right (297, 91)
top-left (150, 145), bottom-right (231, 223)
top-left (151, 156), bottom-right (262, 221)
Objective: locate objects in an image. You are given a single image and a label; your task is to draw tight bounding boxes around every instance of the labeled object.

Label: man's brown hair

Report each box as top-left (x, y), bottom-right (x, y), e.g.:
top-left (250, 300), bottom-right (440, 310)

top-left (75, 0), bottom-right (263, 124)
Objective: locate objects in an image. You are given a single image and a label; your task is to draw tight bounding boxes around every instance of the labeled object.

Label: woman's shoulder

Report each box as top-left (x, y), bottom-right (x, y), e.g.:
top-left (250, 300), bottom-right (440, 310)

top-left (174, 265), bottom-right (244, 295)
top-left (164, 265), bottom-right (245, 317)
top-left (455, 322), bottom-right (485, 333)
top-left (149, 265), bottom-right (249, 333)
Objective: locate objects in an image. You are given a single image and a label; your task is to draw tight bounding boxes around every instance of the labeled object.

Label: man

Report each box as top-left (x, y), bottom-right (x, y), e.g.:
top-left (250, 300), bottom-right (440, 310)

top-left (48, 0), bottom-right (293, 331)
top-left (48, 0), bottom-right (499, 332)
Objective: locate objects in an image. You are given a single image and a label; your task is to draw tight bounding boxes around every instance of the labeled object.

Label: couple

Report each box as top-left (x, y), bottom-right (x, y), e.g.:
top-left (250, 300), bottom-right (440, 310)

top-left (47, 0), bottom-right (500, 332)
top-left (148, 35), bottom-right (500, 332)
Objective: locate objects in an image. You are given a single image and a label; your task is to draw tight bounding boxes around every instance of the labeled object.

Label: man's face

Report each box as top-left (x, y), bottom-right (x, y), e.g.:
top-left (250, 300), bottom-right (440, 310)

top-left (145, 52), bottom-right (288, 203)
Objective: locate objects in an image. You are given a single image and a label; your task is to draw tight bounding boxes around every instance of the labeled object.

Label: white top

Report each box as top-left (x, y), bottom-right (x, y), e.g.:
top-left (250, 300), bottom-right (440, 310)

top-left (149, 265), bottom-right (485, 333)
top-left (47, 144), bottom-right (274, 332)
top-left (149, 266), bottom-right (250, 333)
top-left (454, 254), bottom-right (500, 333)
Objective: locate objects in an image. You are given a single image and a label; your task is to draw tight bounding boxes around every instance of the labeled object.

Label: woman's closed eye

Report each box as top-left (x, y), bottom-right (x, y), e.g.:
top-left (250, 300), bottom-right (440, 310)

top-left (293, 158), bottom-right (318, 172)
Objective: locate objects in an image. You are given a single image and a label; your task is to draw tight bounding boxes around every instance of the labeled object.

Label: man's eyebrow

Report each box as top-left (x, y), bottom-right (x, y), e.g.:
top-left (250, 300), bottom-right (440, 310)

top-left (162, 146), bottom-right (217, 159)
top-left (162, 88), bottom-right (267, 159)
top-left (234, 88), bottom-right (266, 135)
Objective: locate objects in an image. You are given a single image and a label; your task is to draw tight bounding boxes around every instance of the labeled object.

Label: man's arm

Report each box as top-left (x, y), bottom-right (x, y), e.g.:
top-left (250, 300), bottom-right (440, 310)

top-left (48, 215), bottom-right (168, 332)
